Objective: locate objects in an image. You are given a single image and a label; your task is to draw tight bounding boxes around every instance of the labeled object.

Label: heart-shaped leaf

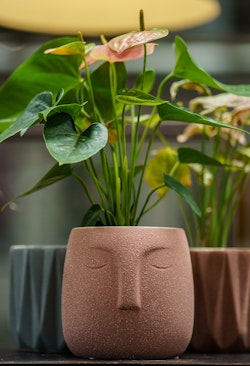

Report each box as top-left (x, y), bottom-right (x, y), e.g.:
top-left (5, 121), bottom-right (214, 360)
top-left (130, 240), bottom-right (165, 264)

top-left (44, 113), bottom-right (108, 164)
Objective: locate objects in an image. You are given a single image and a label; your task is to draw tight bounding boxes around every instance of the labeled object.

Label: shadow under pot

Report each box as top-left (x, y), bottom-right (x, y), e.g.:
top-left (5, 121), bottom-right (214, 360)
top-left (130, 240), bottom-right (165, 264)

top-left (9, 245), bottom-right (68, 353)
top-left (62, 226), bottom-right (195, 360)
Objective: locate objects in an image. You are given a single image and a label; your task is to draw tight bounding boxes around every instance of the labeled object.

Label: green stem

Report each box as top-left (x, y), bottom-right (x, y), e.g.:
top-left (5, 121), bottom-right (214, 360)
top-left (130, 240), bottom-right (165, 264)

top-left (78, 33), bottom-right (101, 122)
top-left (135, 184), bottom-right (166, 224)
top-left (71, 171), bottom-right (94, 205)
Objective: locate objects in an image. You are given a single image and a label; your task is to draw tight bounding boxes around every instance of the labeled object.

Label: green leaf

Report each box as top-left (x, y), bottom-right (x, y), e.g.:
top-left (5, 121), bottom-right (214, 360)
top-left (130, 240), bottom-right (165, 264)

top-left (135, 69), bottom-right (156, 93)
top-left (178, 147), bottom-right (224, 166)
top-left (84, 62), bottom-right (126, 122)
top-left (0, 36), bottom-right (82, 121)
top-left (116, 88), bottom-right (165, 106)
top-left (0, 118), bottom-right (16, 133)
top-left (173, 36), bottom-right (250, 97)
top-left (21, 163), bottom-right (73, 195)
top-left (1, 163), bottom-right (72, 212)
top-left (44, 113), bottom-right (108, 164)
top-left (237, 146), bottom-right (250, 159)
top-left (157, 102), bottom-right (247, 133)
top-left (0, 91), bottom-right (53, 142)
top-left (40, 102), bottom-right (84, 121)
top-left (45, 41), bottom-right (95, 55)
top-left (164, 174), bottom-right (201, 217)
top-left (82, 204), bottom-right (102, 226)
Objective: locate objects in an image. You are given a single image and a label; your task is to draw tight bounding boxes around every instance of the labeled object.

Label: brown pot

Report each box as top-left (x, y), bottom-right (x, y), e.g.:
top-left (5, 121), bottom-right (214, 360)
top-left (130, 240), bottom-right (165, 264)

top-left (61, 226), bottom-right (194, 359)
top-left (190, 248), bottom-right (250, 352)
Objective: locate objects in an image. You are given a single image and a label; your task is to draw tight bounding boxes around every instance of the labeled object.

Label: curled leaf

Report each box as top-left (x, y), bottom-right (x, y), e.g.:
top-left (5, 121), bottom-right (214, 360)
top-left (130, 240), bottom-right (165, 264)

top-left (45, 41), bottom-right (95, 55)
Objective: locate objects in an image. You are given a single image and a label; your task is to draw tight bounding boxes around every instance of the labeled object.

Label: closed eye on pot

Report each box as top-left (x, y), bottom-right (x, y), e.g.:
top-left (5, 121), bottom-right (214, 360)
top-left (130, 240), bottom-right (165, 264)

top-left (83, 247), bottom-right (111, 269)
top-left (145, 248), bottom-right (172, 269)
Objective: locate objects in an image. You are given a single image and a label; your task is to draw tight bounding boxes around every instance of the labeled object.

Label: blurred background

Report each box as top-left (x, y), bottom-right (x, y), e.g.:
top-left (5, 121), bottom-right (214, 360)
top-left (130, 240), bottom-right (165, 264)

top-left (0, 0), bottom-right (250, 343)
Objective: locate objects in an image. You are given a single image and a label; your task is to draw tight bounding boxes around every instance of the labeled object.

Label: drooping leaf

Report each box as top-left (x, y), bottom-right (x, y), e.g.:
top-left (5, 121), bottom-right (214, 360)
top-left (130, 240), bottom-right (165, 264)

top-left (173, 36), bottom-right (250, 97)
top-left (164, 174), bottom-right (201, 216)
top-left (0, 163), bottom-right (72, 212)
top-left (157, 102), bottom-right (248, 134)
top-left (0, 91), bottom-right (53, 142)
top-left (22, 163), bottom-right (73, 194)
top-left (178, 147), bottom-right (224, 166)
top-left (117, 88), bottom-right (164, 106)
top-left (44, 113), bottom-right (108, 164)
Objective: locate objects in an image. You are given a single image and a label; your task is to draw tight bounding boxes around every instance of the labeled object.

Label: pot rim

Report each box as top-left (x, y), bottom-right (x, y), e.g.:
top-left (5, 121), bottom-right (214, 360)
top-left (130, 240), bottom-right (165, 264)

top-left (190, 247), bottom-right (250, 252)
top-left (70, 226), bottom-right (184, 230)
top-left (10, 244), bottom-right (67, 251)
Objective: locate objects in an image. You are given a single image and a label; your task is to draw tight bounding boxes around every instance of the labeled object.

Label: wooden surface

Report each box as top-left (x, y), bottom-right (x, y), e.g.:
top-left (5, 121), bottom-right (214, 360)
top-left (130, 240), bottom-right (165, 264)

top-left (1, 344), bottom-right (250, 365)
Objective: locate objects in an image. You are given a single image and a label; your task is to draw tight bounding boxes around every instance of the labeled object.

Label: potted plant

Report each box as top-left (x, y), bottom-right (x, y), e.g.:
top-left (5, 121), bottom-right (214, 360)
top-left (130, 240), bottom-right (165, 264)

top-left (179, 90), bottom-right (250, 353)
top-left (145, 71), bottom-right (250, 351)
top-left (1, 9), bottom-right (250, 359)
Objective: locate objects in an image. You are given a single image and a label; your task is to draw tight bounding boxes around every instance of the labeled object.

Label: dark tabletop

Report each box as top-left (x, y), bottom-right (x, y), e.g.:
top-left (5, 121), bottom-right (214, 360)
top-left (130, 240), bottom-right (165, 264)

top-left (1, 344), bottom-right (250, 365)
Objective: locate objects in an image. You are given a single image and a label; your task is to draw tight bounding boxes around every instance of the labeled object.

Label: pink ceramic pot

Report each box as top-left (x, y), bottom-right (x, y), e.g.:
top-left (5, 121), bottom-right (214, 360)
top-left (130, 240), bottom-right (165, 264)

top-left (62, 226), bottom-right (194, 359)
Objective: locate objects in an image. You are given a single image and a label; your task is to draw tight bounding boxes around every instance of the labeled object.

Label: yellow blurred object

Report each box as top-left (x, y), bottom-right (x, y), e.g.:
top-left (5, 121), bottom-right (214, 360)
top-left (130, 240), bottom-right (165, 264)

top-left (0, 0), bottom-right (221, 36)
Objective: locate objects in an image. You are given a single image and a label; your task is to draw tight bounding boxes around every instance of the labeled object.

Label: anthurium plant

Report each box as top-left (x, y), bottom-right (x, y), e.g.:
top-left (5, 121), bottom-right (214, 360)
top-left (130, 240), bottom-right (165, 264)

top-left (176, 90), bottom-right (250, 247)
top-left (0, 10), bottom-right (250, 230)
top-left (146, 85), bottom-right (250, 247)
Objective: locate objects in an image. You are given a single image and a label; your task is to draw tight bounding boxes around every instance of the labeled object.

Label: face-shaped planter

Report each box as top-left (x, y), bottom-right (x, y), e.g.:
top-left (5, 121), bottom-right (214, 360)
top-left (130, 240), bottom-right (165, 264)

top-left (62, 227), bottom-right (194, 359)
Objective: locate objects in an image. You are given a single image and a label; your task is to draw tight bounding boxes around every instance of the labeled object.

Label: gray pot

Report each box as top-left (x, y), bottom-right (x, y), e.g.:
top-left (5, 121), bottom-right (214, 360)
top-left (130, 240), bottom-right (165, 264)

top-left (9, 245), bottom-right (67, 352)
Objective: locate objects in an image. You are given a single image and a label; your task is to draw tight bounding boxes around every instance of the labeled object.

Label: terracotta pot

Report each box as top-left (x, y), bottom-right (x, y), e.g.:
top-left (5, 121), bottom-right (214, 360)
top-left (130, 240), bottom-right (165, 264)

top-left (9, 245), bottom-right (67, 352)
top-left (190, 248), bottom-right (250, 352)
top-left (62, 226), bottom-right (194, 359)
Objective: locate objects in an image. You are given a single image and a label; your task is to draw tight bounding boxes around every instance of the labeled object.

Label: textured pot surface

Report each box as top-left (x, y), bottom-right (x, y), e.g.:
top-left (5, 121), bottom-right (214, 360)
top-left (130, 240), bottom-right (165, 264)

top-left (9, 245), bottom-right (67, 352)
top-left (190, 248), bottom-right (250, 352)
top-left (62, 226), bottom-right (194, 359)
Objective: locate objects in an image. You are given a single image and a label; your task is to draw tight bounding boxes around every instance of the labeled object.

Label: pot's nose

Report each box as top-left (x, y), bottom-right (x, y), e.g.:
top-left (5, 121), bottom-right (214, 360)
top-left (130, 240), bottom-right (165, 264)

top-left (117, 261), bottom-right (141, 311)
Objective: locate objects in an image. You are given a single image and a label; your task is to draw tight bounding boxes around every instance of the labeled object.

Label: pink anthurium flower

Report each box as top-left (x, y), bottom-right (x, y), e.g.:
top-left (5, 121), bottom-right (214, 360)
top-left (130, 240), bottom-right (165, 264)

top-left (89, 42), bottom-right (155, 63)
top-left (108, 29), bottom-right (169, 54)
top-left (80, 28), bottom-right (168, 68)
top-left (44, 29), bottom-right (169, 69)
